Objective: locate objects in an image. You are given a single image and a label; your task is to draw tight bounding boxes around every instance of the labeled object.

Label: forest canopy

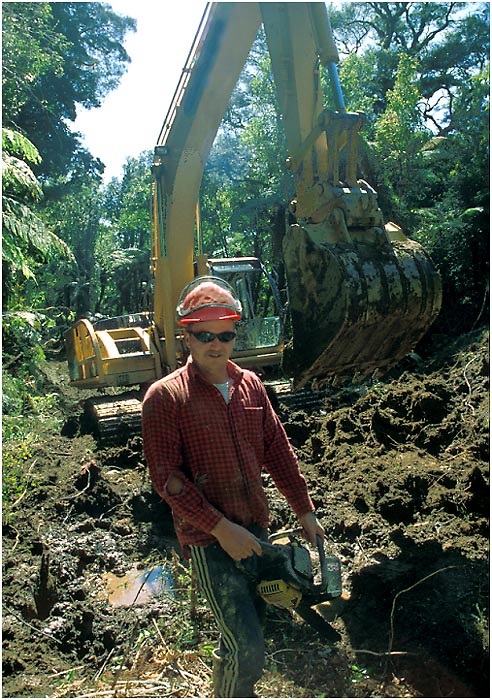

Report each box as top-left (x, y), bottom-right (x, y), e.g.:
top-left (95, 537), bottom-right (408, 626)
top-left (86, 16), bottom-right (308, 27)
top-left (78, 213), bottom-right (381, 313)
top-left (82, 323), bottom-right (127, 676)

top-left (2, 1), bottom-right (489, 344)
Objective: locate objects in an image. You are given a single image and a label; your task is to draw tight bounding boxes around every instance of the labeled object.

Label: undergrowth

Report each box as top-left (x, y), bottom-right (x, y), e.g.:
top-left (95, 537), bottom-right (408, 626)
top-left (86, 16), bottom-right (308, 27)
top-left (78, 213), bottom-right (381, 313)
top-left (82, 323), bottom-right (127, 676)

top-left (2, 313), bottom-right (63, 519)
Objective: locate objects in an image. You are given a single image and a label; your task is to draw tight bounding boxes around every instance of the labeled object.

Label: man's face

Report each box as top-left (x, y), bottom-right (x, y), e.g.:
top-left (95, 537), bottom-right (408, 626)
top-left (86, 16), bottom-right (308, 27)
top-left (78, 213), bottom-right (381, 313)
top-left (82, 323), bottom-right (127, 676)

top-left (184, 319), bottom-right (236, 379)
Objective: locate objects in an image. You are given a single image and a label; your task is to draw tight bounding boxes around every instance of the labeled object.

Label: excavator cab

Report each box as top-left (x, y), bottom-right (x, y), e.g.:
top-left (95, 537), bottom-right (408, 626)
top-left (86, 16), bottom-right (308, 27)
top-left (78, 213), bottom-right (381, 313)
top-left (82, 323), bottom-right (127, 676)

top-left (64, 257), bottom-right (284, 438)
top-left (65, 258), bottom-right (284, 389)
top-left (209, 258), bottom-right (284, 368)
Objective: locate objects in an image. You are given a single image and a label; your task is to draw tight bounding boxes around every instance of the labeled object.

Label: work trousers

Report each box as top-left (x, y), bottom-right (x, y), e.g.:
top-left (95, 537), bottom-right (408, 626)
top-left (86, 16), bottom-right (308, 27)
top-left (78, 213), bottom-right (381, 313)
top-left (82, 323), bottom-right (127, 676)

top-left (190, 524), bottom-right (268, 698)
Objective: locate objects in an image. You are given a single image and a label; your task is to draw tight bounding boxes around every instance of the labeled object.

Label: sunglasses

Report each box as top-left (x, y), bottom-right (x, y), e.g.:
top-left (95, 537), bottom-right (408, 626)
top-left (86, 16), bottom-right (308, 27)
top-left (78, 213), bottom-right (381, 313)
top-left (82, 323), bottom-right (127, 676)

top-left (187, 330), bottom-right (237, 343)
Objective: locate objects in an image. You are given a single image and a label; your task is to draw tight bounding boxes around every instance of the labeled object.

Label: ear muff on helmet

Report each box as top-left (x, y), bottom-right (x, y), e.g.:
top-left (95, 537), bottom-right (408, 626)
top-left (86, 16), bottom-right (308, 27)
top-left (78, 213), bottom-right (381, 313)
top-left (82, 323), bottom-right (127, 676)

top-left (177, 276), bottom-right (242, 325)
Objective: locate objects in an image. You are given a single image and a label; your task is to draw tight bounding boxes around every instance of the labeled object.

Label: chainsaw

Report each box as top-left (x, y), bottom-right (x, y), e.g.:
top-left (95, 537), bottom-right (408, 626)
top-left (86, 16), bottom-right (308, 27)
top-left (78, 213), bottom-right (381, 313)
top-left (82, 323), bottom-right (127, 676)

top-left (254, 529), bottom-right (343, 643)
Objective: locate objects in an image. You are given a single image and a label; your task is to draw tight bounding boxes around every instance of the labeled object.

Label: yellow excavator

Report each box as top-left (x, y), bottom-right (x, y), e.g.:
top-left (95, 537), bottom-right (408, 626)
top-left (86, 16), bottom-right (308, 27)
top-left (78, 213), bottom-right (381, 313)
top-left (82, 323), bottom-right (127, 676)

top-left (64, 2), bottom-right (441, 438)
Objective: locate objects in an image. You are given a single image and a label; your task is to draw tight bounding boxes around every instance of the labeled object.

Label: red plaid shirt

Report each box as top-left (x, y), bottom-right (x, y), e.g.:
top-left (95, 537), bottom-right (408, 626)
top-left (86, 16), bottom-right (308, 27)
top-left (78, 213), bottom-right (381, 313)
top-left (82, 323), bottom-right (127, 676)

top-left (142, 357), bottom-right (314, 555)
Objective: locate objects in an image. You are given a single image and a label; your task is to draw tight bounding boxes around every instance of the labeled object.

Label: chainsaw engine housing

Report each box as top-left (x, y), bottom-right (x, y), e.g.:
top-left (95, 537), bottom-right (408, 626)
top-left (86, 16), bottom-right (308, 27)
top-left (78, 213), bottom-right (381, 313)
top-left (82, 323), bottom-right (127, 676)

top-left (255, 532), bottom-right (342, 609)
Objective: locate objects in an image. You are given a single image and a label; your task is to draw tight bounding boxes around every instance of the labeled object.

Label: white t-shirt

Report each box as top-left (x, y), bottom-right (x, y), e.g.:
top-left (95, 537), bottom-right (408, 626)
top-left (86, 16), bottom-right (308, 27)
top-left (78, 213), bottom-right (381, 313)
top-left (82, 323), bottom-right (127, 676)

top-left (214, 380), bottom-right (230, 403)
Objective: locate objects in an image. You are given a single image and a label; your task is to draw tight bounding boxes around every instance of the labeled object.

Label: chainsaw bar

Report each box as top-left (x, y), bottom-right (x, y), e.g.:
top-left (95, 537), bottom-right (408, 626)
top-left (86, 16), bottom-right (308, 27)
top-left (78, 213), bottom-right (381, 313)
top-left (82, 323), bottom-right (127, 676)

top-left (296, 603), bottom-right (342, 643)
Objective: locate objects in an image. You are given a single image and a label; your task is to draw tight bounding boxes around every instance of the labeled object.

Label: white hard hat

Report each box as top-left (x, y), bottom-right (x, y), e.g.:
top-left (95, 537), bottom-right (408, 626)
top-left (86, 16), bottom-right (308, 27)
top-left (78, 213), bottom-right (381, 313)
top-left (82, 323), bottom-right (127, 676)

top-left (176, 276), bottom-right (242, 325)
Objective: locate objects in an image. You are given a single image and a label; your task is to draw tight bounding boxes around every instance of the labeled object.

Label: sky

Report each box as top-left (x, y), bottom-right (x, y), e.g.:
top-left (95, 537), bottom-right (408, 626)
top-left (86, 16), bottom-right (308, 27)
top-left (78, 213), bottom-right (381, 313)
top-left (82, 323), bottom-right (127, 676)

top-left (74, 0), bottom-right (208, 181)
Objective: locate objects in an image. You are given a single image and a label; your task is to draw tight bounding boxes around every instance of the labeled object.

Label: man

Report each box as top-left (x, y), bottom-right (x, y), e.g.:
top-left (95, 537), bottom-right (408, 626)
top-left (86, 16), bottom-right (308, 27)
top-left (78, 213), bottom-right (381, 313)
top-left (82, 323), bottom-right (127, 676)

top-left (142, 276), bottom-right (324, 698)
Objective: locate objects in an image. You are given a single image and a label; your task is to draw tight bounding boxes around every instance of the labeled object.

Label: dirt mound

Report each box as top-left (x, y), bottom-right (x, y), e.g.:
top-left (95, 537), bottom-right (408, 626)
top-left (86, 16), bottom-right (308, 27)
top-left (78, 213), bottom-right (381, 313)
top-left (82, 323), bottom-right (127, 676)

top-left (2, 329), bottom-right (489, 698)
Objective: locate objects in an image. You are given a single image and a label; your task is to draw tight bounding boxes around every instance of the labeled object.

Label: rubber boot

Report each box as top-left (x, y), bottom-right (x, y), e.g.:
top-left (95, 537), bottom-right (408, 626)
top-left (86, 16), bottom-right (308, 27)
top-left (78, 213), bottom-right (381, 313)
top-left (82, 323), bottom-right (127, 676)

top-left (212, 649), bottom-right (222, 697)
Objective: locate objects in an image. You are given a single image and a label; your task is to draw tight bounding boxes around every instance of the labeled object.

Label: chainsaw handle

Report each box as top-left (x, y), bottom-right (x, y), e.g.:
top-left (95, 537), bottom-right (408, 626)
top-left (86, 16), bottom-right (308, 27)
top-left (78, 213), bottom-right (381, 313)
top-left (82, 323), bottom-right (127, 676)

top-left (268, 527), bottom-right (303, 543)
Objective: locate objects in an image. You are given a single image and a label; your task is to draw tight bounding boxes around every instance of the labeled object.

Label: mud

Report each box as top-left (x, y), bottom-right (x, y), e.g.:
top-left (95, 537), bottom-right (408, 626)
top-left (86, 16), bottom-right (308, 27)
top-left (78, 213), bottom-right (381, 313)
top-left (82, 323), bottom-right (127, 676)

top-left (2, 329), bottom-right (489, 698)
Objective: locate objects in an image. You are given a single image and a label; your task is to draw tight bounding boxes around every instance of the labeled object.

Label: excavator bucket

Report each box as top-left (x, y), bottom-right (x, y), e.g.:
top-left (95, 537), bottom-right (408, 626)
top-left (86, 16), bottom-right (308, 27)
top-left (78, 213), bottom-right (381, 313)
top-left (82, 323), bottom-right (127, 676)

top-left (282, 222), bottom-right (442, 387)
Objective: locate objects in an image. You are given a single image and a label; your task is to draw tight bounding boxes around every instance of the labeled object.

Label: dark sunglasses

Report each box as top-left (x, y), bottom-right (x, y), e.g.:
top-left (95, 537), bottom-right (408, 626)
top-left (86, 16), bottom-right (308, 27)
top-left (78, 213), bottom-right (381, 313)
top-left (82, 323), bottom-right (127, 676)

top-left (187, 330), bottom-right (237, 343)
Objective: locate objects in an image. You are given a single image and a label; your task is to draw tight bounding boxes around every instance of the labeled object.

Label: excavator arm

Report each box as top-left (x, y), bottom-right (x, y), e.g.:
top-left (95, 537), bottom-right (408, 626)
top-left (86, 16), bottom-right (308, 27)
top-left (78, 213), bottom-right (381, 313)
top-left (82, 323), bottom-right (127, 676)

top-left (152, 1), bottom-right (441, 384)
top-left (151, 3), bottom-right (264, 368)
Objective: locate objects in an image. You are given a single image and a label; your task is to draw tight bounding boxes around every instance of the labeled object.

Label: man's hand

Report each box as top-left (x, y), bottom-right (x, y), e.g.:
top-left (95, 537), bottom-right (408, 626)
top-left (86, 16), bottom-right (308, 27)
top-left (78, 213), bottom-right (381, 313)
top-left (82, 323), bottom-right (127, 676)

top-left (211, 518), bottom-right (263, 561)
top-left (299, 511), bottom-right (324, 547)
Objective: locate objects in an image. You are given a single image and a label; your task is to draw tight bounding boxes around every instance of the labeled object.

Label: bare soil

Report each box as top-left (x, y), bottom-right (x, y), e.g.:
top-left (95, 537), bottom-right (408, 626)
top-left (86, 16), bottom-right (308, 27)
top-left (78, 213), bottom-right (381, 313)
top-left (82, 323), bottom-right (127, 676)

top-left (2, 329), bottom-right (489, 698)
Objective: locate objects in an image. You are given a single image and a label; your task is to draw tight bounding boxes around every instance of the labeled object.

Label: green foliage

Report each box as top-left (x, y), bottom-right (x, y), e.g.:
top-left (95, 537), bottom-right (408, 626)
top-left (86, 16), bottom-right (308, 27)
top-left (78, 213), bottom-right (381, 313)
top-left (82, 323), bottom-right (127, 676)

top-left (1, 0), bottom-right (137, 309)
top-left (2, 313), bottom-right (62, 516)
top-left (339, 50), bottom-right (381, 136)
top-left (201, 34), bottom-right (290, 267)
top-left (471, 604), bottom-right (489, 652)
top-left (3, 312), bottom-right (47, 383)
top-left (104, 152), bottom-right (153, 249)
top-left (2, 128), bottom-right (73, 287)
top-left (2, 3), bottom-right (67, 121)
top-left (2, 371), bottom-right (25, 417)
top-left (3, 396), bottom-right (61, 518)
top-left (411, 62), bottom-right (489, 333)
top-left (418, 4), bottom-right (490, 132)
top-left (2, 427), bottom-right (37, 514)
top-left (104, 247), bottom-right (150, 314)
top-left (413, 205), bottom-right (488, 332)
top-left (3, 198), bottom-right (73, 279)
top-left (376, 54), bottom-right (426, 147)
top-left (2, 128), bottom-right (42, 173)
top-left (329, 2), bottom-right (489, 132)
top-left (2, 1), bottom-right (136, 179)
top-left (350, 663), bottom-right (369, 683)
top-left (92, 153), bottom-right (153, 315)
top-left (40, 180), bottom-right (103, 316)
top-left (373, 53), bottom-right (431, 220)
top-left (447, 65), bottom-right (489, 205)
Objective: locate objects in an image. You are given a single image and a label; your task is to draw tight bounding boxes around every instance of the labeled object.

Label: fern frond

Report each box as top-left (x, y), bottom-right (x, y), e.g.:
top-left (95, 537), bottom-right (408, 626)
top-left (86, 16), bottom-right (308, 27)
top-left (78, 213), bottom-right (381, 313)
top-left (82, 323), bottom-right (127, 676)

top-left (2, 152), bottom-right (43, 200)
top-left (2, 195), bottom-right (74, 274)
top-left (2, 127), bottom-right (41, 164)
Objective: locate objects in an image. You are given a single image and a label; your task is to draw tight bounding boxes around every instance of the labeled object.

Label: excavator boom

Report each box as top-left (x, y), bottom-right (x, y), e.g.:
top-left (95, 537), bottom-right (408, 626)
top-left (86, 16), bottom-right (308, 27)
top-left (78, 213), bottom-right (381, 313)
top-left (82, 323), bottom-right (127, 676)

top-left (152, 1), bottom-right (441, 384)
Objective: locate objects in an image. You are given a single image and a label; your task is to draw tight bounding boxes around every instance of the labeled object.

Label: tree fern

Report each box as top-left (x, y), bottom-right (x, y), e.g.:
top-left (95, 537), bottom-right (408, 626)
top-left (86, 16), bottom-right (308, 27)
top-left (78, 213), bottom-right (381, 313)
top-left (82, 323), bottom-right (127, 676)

top-left (2, 128), bottom-right (73, 279)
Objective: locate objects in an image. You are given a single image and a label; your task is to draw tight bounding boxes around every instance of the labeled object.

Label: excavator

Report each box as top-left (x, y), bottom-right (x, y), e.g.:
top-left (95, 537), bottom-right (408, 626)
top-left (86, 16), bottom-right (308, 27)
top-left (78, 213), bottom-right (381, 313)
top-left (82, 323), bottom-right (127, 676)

top-left (64, 2), bottom-right (442, 439)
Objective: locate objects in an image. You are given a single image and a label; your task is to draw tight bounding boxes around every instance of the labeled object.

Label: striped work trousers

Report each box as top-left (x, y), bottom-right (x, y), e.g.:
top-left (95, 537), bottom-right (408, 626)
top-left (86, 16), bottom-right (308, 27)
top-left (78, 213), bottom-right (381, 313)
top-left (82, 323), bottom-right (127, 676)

top-left (190, 525), bottom-right (268, 698)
